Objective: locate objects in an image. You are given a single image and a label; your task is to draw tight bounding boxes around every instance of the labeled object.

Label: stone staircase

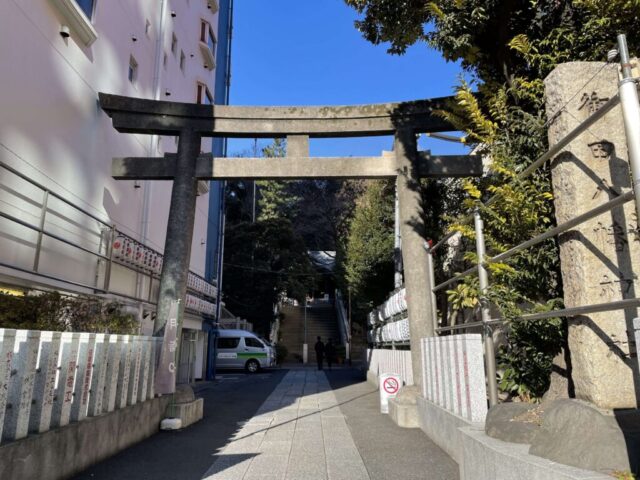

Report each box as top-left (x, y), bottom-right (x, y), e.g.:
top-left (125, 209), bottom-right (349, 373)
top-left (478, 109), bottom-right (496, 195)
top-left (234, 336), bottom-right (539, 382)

top-left (278, 301), bottom-right (340, 362)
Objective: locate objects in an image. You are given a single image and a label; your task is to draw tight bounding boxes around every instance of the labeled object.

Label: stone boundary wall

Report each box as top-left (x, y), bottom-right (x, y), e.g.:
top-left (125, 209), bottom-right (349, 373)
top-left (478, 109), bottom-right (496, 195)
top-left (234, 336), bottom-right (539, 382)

top-left (365, 348), bottom-right (413, 386)
top-left (0, 328), bottom-right (162, 444)
top-left (421, 334), bottom-right (488, 423)
top-left (0, 395), bottom-right (171, 480)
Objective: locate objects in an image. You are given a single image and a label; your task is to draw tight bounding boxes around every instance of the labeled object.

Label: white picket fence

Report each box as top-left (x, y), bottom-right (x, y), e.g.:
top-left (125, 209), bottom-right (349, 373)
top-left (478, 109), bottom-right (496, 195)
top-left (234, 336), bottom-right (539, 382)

top-left (366, 348), bottom-right (413, 386)
top-left (420, 334), bottom-right (488, 423)
top-left (0, 328), bottom-right (162, 444)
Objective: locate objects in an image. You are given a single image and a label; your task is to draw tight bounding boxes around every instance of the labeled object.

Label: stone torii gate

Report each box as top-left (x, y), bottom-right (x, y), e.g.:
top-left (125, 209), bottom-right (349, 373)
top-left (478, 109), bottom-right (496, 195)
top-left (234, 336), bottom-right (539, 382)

top-left (98, 93), bottom-right (481, 392)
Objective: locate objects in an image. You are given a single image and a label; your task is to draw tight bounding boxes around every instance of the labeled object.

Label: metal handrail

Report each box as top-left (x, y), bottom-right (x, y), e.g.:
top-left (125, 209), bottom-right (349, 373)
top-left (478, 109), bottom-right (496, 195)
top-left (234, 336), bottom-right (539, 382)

top-left (436, 298), bottom-right (640, 333)
top-left (432, 189), bottom-right (636, 292)
top-left (0, 160), bottom-right (111, 227)
top-left (0, 160), bottom-right (216, 307)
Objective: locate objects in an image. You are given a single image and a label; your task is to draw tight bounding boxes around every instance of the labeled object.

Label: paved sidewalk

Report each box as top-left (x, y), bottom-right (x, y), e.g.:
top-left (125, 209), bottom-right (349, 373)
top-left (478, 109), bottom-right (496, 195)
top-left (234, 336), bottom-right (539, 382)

top-left (202, 370), bottom-right (369, 480)
top-left (202, 368), bottom-right (459, 480)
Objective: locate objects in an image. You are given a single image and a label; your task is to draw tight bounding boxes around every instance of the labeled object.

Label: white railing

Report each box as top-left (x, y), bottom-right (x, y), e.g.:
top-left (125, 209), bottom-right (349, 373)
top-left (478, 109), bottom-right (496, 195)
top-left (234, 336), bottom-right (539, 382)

top-left (0, 328), bottom-right (162, 444)
top-left (366, 348), bottom-right (413, 386)
top-left (335, 290), bottom-right (349, 347)
top-left (420, 334), bottom-right (487, 423)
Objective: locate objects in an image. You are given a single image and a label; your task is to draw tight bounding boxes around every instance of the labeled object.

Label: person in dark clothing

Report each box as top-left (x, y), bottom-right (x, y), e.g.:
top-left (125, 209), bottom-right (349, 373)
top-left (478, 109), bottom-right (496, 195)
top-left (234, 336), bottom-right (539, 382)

top-left (325, 339), bottom-right (336, 371)
top-left (314, 336), bottom-right (325, 370)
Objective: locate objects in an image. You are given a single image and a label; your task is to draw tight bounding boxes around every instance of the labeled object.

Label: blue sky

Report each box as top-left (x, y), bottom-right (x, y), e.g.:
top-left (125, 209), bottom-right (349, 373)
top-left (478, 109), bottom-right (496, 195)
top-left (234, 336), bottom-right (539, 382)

top-left (227, 0), bottom-right (469, 157)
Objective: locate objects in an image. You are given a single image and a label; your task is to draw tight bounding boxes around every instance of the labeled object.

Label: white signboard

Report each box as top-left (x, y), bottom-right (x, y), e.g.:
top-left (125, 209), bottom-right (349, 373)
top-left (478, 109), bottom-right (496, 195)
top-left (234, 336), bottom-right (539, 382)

top-left (379, 373), bottom-right (401, 414)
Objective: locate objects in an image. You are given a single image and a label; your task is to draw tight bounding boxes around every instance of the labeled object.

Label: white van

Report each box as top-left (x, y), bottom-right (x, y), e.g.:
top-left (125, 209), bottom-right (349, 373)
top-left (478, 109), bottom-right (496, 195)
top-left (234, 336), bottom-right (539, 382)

top-left (216, 329), bottom-right (275, 372)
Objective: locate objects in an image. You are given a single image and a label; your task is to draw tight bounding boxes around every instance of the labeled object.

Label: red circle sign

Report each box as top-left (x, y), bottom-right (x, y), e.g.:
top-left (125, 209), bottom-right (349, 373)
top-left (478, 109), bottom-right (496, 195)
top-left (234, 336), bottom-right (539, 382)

top-left (383, 377), bottom-right (399, 395)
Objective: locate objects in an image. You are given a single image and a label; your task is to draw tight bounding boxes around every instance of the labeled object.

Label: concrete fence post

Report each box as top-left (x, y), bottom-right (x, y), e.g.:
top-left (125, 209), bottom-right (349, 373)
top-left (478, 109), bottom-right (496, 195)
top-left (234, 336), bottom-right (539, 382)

top-left (87, 333), bottom-right (109, 417)
top-left (52, 332), bottom-right (80, 428)
top-left (29, 331), bottom-right (61, 433)
top-left (71, 333), bottom-right (96, 422)
top-left (116, 335), bottom-right (133, 409)
top-left (0, 329), bottom-right (17, 442)
top-left (137, 337), bottom-right (151, 403)
top-left (4, 330), bottom-right (40, 441)
top-left (104, 335), bottom-right (123, 412)
top-left (127, 336), bottom-right (143, 405)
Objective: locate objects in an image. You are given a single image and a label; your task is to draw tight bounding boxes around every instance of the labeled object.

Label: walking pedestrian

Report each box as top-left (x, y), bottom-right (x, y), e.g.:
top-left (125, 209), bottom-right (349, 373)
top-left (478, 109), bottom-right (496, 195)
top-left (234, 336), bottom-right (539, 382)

top-left (325, 338), bottom-right (336, 371)
top-left (314, 336), bottom-right (325, 370)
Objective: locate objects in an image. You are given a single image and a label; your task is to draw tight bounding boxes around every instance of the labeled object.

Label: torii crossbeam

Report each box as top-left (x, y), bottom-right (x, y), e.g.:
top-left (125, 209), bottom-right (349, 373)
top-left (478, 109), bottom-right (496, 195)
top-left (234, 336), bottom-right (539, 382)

top-left (99, 93), bottom-right (481, 393)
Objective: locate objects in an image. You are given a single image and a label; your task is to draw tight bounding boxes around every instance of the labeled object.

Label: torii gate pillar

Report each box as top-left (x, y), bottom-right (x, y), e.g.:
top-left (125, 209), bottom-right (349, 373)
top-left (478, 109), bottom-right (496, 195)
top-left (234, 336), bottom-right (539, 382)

top-left (395, 129), bottom-right (434, 399)
top-left (154, 129), bottom-right (201, 335)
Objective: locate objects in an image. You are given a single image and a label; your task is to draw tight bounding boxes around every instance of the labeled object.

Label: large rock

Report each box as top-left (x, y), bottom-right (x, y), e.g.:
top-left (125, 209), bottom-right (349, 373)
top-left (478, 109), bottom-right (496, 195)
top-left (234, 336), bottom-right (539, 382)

top-left (530, 399), bottom-right (640, 474)
top-left (485, 402), bottom-right (544, 444)
top-left (545, 61), bottom-right (640, 409)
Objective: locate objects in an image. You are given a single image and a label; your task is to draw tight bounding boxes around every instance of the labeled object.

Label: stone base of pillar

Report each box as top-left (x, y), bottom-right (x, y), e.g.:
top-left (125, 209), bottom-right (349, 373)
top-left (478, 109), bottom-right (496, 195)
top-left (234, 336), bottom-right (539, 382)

top-left (164, 385), bottom-right (204, 429)
top-left (389, 386), bottom-right (420, 429)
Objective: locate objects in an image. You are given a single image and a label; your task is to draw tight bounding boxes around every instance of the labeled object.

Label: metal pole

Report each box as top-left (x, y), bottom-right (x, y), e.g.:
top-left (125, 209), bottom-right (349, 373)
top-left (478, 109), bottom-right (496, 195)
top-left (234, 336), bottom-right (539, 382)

top-left (103, 225), bottom-right (115, 293)
top-left (394, 185), bottom-right (403, 288)
top-left (617, 34), bottom-right (640, 222)
top-left (33, 190), bottom-right (49, 272)
top-left (474, 209), bottom-right (499, 407)
top-left (424, 241), bottom-right (439, 334)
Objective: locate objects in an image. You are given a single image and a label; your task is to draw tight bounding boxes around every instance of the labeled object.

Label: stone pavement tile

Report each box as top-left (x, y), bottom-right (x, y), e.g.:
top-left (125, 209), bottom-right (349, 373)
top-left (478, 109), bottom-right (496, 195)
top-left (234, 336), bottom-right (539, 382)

top-left (201, 453), bottom-right (257, 480)
top-left (286, 452), bottom-right (327, 480)
top-left (258, 440), bottom-right (292, 454)
top-left (264, 428), bottom-right (296, 442)
top-left (243, 475), bottom-right (284, 480)
top-left (246, 454), bottom-right (290, 477)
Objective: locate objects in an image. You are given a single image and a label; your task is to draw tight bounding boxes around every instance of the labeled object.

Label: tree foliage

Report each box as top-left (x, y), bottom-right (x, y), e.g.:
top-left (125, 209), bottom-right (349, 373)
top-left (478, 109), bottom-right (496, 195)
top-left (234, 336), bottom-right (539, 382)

top-left (0, 292), bottom-right (137, 334)
top-left (344, 180), bottom-right (396, 309)
top-left (222, 218), bottom-right (317, 335)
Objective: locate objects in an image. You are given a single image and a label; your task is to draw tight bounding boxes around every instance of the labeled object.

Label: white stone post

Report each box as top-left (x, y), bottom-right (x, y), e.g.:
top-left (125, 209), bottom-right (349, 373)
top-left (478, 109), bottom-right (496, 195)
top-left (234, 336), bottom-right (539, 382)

top-left (70, 333), bottom-right (96, 422)
top-left (29, 331), bottom-right (61, 433)
top-left (104, 335), bottom-right (123, 412)
top-left (87, 333), bottom-right (110, 417)
top-left (127, 336), bottom-right (143, 405)
top-left (137, 337), bottom-right (151, 403)
top-left (52, 332), bottom-right (80, 428)
top-left (116, 335), bottom-right (133, 409)
top-left (4, 330), bottom-right (40, 441)
top-left (0, 329), bottom-right (17, 442)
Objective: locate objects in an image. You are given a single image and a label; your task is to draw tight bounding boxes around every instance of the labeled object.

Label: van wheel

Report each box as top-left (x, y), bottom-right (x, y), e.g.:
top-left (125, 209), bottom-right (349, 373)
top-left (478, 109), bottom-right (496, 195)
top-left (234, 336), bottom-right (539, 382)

top-left (245, 359), bottom-right (260, 373)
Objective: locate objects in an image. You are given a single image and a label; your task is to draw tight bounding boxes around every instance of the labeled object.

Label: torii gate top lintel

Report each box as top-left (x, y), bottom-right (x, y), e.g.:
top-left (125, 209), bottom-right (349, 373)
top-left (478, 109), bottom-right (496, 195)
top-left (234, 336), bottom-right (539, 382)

top-left (98, 92), bottom-right (455, 137)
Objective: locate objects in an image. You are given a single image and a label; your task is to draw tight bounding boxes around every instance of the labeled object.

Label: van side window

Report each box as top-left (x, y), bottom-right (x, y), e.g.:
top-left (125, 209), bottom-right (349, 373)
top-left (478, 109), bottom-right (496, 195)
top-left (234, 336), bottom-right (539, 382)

top-left (218, 337), bottom-right (240, 349)
top-left (245, 337), bottom-right (264, 348)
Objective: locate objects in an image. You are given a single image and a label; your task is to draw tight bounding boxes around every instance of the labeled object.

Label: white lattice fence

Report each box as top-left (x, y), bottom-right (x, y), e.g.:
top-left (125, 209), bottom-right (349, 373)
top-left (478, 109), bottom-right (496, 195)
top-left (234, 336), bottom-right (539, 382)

top-left (0, 328), bottom-right (162, 444)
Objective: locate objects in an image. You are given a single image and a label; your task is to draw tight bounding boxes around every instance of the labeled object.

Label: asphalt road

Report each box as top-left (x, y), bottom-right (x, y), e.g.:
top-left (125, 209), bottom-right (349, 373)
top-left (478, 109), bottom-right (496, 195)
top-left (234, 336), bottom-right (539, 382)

top-left (74, 370), bottom-right (287, 480)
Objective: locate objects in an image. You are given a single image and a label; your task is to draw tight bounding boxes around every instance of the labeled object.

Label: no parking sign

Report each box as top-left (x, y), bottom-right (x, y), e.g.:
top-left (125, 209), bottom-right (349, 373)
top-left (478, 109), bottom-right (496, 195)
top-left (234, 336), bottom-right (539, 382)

top-left (379, 373), bottom-right (401, 413)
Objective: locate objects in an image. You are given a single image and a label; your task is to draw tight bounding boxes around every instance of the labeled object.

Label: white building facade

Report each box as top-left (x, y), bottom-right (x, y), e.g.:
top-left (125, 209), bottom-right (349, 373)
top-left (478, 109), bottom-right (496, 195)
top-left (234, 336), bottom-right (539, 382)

top-left (0, 0), bottom-right (222, 381)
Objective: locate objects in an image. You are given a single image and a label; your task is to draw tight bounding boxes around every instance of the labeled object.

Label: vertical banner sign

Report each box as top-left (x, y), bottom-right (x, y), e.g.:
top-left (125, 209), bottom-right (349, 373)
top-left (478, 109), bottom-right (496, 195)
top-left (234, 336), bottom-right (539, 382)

top-left (155, 300), bottom-right (181, 395)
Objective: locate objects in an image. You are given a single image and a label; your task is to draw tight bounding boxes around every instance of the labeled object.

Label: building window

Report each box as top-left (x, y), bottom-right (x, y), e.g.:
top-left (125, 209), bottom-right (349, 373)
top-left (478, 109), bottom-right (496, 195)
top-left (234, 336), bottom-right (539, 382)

top-left (171, 33), bottom-right (177, 56)
top-left (196, 83), bottom-right (213, 105)
top-left (74, 0), bottom-right (95, 20)
top-left (145, 19), bottom-right (151, 36)
top-left (128, 56), bottom-right (138, 84)
top-left (180, 50), bottom-right (186, 72)
top-left (200, 20), bottom-right (216, 55)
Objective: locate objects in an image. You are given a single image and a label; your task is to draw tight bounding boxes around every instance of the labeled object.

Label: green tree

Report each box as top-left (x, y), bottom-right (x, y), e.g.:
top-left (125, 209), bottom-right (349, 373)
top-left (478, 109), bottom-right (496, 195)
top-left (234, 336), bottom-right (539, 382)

top-left (257, 138), bottom-right (300, 221)
top-left (344, 180), bottom-right (396, 309)
top-left (222, 217), bottom-right (316, 335)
